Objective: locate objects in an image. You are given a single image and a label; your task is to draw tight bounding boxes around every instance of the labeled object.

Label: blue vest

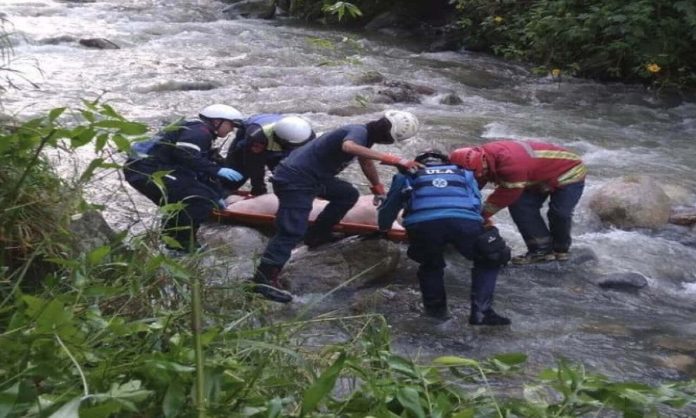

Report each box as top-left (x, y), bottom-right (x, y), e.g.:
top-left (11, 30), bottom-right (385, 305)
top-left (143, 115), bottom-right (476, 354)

top-left (406, 164), bottom-right (481, 214)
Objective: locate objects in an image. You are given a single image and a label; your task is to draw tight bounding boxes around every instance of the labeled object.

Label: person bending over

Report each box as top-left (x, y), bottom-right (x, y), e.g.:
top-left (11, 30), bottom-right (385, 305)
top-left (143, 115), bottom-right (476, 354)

top-left (123, 104), bottom-right (245, 252)
top-left (378, 150), bottom-right (511, 325)
top-left (251, 110), bottom-right (421, 303)
top-left (450, 139), bottom-right (586, 264)
top-left (223, 114), bottom-right (315, 196)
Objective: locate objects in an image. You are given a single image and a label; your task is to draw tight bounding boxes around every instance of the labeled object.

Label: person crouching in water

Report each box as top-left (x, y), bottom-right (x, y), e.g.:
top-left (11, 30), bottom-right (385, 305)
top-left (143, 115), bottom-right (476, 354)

top-left (223, 114), bottom-right (316, 197)
top-left (123, 104), bottom-right (245, 252)
top-left (251, 110), bottom-right (421, 303)
top-left (377, 150), bottom-right (512, 325)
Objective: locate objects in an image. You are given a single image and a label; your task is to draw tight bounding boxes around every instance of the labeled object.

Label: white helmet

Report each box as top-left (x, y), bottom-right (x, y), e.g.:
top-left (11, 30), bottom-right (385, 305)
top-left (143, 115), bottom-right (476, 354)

top-left (384, 110), bottom-right (419, 141)
top-left (199, 104), bottom-right (243, 124)
top-left (274, 115), bottom-right (314, 145)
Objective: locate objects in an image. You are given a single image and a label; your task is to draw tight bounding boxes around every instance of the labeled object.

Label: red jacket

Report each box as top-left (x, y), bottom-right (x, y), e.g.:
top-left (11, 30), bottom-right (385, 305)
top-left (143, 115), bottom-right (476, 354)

top-left (477, 140), bottom-right (586, 218)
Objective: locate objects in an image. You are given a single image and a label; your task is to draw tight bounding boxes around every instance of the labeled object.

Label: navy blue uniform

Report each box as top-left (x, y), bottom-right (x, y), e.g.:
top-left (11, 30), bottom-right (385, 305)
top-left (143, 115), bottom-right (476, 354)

top-left (225, 114), bottom-right (290, 196)
top-left (259, 124), bottom-right (369, 268)
top-left (378, 163), bottom-right (503, 318)
top-left (123, 119), bottom-right (224, 249)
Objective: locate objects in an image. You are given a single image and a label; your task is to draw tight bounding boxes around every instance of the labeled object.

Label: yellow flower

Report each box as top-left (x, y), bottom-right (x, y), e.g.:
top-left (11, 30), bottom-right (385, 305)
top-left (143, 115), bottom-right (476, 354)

top-left (551, 68), bottom-right (561, 77)
top-left (646, 63), bottom-right (661, 73)
top-left (493, 16), bottom-right (504, 24)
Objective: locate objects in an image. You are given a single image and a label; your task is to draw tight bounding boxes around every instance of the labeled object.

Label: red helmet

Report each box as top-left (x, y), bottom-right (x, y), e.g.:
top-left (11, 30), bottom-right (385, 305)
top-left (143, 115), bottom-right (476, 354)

top-left (449, 147), bottom-right (486, 177)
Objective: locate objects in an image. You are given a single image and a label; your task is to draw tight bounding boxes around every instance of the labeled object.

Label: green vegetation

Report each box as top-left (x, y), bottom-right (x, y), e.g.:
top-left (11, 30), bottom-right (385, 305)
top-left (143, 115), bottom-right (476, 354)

top-left (294, 0), bottom-right (696, 90)
top-left (452, 0), bottom-right (696, 90)
top-left (0, 104), bottom-right (694, 417)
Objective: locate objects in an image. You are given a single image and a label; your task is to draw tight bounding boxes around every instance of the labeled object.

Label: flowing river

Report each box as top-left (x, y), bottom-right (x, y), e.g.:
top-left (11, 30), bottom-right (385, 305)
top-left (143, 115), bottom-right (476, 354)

top-left (3, 0), bottom-right (696, 388)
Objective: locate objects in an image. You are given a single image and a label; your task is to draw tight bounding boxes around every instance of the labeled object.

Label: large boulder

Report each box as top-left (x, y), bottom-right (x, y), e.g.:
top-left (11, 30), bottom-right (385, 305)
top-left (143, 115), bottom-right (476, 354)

top-left (588, 175), bottom-right (671, 229)
top-left (197, 223), bottom-right (268, 258)
top-left (282, 236), bottom-right (402, 294)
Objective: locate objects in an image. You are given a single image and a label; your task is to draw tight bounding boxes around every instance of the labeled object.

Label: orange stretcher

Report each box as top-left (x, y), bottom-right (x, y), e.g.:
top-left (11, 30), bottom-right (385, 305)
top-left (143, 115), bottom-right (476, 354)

top-left (212, 192), bottom-right (408, 242)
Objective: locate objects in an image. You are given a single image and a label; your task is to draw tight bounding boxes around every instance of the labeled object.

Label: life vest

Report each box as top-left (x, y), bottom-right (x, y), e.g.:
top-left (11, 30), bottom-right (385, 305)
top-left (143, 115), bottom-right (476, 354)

top-left (406, 164), bottom-right (481, 214)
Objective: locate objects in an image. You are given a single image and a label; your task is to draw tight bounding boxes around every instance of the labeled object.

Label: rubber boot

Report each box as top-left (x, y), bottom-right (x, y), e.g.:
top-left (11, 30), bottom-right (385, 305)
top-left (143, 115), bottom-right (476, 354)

top-left (422, 295), bottom-right (451, 321)
top-left (304, 225), bottom-right (344, 249)
top-left (251, 263), bottom-right (293, 303)
top-left (468, 295), bottom-right (510, 326)
top-left (423, 304), bottom-right (452, 321)
top-left (469, 308), bottom-right (511, 326)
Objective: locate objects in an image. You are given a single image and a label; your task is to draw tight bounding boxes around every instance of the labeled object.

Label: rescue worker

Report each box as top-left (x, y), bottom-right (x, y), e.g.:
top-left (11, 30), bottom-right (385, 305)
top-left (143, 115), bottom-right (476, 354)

top-left (223, 114), bottom-right (316, 196)
top-left (377, 150), bottom-right (511, 325)
top-left (251, 110), bottom-right (421, 303)
top-left (123, 104), bottom-right (245, 252)
top-left (449, 139), bottom-right (586, 264)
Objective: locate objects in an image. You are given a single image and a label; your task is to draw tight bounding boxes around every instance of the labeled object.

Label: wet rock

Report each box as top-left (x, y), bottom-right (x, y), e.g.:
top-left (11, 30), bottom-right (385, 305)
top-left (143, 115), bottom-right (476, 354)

top-left (652, 336), bottom-right (696, 352)
top-left (350, 287), bottom-right (407, 315)
top-left (385, 80), bottom-right (436, 96)
top-left (354, 70), bottom-right (385, 85)
top-left (39, 35), bottom-right (77, 45)
top-left (377, 87), bottom-right (421, 104)
top-left (669, 208), bottom-right (696, 226)
top-left (364, 11), bottom-right (402, 32)
top-left (197, 223), bottom-right (267, 258)
top-left (327, 105), bottom-right (376, 117)
top-left (69, 210), bottom-right (116, 253)
top-left (580, 322), bottom-right (631, 337)
top-left (654, 354), bottom-right (695, 372)
top-left (662, 184), bottom-right (694, 205)
top-left (375, 80), bottom-right (437, 104)
top-left (588, 175), bottom-right (671, 229)
top-left (439, 93), bottom-right (463, 105)
top-left (222, 0), bottom-right (276, 19)
top-left (79, 38), bottom-right (120, 49)
top-left (596, 272), bottom-right (648, 290)
top-left (136, 80), bottom-right (221, 93)
top-left (283, 236), bottom-right (401, 294)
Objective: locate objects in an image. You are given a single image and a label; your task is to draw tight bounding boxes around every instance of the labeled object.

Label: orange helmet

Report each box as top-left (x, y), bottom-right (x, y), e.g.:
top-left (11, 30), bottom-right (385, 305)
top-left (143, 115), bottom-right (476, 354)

top-left (449, 147), bottom-right (486, 177)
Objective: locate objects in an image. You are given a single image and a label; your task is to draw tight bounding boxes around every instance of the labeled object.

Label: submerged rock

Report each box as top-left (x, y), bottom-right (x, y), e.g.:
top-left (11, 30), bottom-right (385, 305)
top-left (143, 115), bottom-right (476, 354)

top-left (596, 272), bottom-right (648, 290)
top-left (79, 38), bottom-right (120, 49)
top-left (669, 208), bottom-right (696, 226)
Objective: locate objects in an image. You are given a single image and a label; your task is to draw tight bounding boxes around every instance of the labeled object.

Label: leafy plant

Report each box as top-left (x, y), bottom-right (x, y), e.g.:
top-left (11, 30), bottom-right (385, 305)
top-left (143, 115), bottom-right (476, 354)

top-left (452, 0), bottom-right (696, 90)
top-left (321, 1), bottom-right (362, 22)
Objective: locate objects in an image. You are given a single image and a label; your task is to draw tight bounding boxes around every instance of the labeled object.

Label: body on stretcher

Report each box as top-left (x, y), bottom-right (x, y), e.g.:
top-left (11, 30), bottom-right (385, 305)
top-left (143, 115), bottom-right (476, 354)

top-left (212, 193), bottom-right (407, 242)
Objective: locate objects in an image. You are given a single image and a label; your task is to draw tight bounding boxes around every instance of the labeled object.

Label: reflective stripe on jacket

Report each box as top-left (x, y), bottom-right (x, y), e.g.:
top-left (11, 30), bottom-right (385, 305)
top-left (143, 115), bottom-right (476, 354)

top-left (480, 140), bottom-right (586, 217)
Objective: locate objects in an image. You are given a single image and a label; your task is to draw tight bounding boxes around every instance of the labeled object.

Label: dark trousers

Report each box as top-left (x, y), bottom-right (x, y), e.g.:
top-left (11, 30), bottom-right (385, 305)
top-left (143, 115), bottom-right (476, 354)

top-left (260, 177), bottom-right (359, 267)
top-left (508, 181), bottom-right (584, 253)
top-left (406, 218), bottom-right (499, 313)
top-left (124, 159), bottom-right (220, 250)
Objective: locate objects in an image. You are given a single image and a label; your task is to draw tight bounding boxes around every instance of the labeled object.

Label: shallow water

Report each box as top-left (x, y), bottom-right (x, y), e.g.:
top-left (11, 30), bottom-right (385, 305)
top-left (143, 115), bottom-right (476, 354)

top-left (3, 0), bottom-right (695, 389)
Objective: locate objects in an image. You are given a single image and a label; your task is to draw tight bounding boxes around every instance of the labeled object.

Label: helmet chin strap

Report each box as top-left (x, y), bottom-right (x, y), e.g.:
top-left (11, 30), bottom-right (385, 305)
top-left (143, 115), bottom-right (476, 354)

top-left (213, 119), bottom-right (224, 135)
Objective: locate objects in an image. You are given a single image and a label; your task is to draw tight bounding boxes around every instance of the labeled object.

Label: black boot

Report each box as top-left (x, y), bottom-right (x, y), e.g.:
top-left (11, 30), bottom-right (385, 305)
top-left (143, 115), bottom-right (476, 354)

top-left (469, 308), bottom-right (511, 326)
top-left (251, 263), bottom-right (293, 303)
top-left (423, 304), bottom-right (452, 321)
top-left (304, 228), bottom-right (344, 249)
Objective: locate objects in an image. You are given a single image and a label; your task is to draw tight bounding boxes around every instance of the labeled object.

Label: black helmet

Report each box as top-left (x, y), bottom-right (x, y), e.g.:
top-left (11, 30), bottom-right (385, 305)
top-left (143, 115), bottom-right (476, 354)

top-left (415, 149), bottom-right (448, 165)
